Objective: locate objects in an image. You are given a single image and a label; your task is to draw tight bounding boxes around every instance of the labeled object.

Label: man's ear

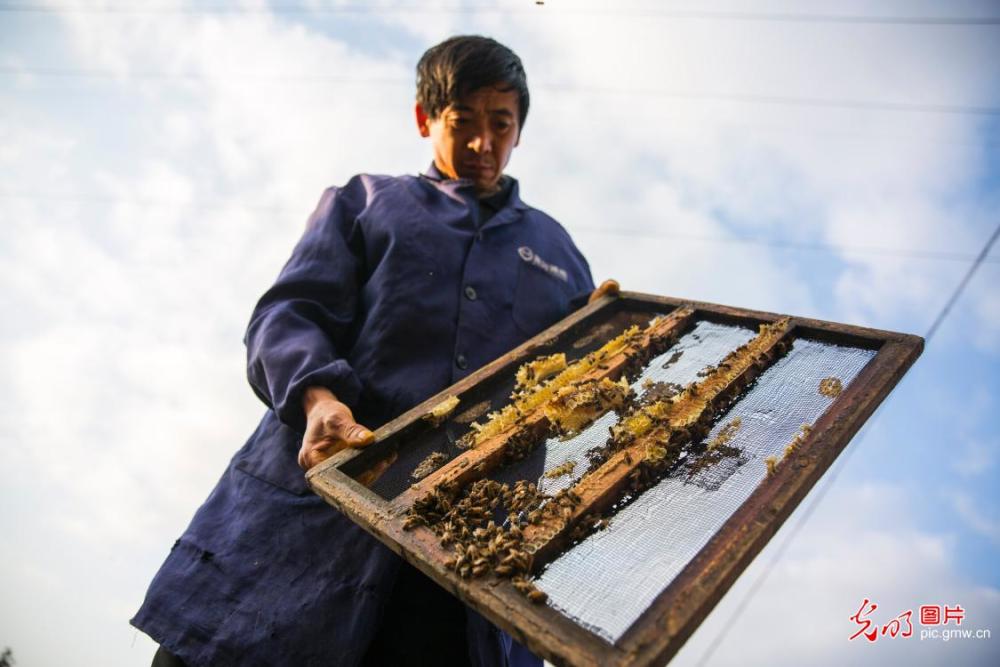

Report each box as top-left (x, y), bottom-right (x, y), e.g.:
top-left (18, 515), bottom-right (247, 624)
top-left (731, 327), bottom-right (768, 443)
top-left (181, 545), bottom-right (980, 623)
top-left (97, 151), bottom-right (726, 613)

top-left (415, 103), bottom-right (431, 138)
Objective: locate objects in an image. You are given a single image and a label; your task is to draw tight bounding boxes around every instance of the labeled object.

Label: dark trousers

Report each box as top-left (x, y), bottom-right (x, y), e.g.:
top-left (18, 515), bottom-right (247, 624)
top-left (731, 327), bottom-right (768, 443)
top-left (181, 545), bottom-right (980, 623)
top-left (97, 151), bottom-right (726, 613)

top-left (151, 646), bottom-right (186, 667)
top-left (362, 560), bottom-right (471, 666)
top-left (150, 562), bottom-right (539, 666)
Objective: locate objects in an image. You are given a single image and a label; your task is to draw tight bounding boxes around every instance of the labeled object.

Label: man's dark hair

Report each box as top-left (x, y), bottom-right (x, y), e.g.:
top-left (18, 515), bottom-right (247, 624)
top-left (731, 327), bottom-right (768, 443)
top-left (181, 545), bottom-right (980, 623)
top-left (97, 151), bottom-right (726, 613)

top-left (416, 35), bottom-right (530, 129)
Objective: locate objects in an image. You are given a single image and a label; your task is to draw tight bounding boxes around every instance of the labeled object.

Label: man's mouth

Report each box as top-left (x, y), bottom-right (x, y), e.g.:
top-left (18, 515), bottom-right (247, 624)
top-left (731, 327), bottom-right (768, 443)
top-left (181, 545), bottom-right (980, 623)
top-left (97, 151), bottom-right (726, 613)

top-left (463, 162), bottom-right (494, 175)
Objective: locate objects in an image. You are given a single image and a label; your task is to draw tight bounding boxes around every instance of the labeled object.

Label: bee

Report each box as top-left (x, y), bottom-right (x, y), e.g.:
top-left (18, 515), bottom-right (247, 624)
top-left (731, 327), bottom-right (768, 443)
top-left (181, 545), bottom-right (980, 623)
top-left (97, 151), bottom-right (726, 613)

top-left (402, 515), bottom-right (425, 531)
top-left (527, 589), bottom-right (548, 604)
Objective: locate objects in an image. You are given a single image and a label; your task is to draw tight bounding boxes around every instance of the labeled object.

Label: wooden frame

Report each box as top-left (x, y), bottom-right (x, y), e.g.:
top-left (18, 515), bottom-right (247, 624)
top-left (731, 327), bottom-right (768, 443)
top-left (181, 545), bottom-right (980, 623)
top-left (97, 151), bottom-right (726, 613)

top-left (307, 292), bottom-right (923, 666)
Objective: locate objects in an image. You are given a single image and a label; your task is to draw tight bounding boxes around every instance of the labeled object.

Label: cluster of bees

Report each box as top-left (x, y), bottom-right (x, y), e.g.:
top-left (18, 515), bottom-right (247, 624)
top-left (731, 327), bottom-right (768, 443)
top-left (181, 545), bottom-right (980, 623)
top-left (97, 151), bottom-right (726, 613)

top-left (765, 423), bottom-right (814, 476)
top-left (458, 322), bottom-right (657, 451)
top-left (590, 320), bottom-right (794, 494)
top-left (411, 451), bottom-right (449, 481)
top-left (400, 316), bottom-right (797, 605)
top-left (403, 476), bottom-right (594, 603)
top-left (422, 395), bottom-right (461, 427)
top-left (818, 376), bottom-right (843, 398)
top-left (514, 352), bottom-right (567, 391)
top-left (708, 417), bottom-right (743, 450)
top-left (543, 377), bottom-right (633, 435)
top-left (542, 460), bottom-right (576, 479)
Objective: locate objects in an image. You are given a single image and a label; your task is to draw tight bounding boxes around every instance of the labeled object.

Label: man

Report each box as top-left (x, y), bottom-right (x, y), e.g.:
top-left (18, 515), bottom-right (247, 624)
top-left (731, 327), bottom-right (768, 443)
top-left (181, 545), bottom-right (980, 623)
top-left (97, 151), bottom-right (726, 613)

top-left (133, 35), bottom-right (616, 666)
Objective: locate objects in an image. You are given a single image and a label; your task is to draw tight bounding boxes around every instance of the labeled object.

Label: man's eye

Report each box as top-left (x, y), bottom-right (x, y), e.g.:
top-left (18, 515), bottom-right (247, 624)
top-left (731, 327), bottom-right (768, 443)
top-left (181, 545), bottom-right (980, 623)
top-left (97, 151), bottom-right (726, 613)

top-left (451, 117), bottom-right (469, 127)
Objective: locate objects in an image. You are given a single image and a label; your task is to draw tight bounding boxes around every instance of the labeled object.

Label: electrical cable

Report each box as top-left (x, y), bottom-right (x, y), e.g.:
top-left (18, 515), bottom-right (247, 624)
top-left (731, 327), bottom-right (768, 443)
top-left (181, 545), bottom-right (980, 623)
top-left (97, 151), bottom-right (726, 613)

top-left (4, 66), bottom-right (998, 117)
top-left (694, 218), bottom-right (1000, 666)
top-left (1, 2), bottom-right (999, 25)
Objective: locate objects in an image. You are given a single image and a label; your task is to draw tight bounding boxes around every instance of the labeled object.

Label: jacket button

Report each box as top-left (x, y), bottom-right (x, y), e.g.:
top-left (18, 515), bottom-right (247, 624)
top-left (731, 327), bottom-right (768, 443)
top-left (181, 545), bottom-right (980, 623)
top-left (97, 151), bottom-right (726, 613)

top-left (456, 354), bottom-right (468, 370)
top-left (464, 286), bottom-right (477, 301)
top-left (475, 232), bottom-right (484, 242)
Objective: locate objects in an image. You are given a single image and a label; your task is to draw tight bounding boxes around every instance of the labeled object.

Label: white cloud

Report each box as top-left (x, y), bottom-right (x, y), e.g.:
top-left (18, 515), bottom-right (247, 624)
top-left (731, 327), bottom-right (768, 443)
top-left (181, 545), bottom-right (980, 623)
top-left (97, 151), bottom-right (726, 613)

top-left (672, 482), bottom-right (1000, 666)
top-left (2, 2), bottom-right (998, 665)
top-left (953, 438), bottom-right (997, 478)
top-left (950, 491), bottom-right (1000, 547)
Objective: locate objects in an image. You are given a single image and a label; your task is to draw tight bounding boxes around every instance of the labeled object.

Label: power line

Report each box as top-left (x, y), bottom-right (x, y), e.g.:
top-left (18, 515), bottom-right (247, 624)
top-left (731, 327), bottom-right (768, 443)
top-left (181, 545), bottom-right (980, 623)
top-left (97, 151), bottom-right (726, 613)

top-left (924, 220), bottom-right (1000, 340)
top-left (574, 227), bottom-right (1000, 265)
top-left (5, 190), bottom-right (998, 266)
top-left (694, 218), bottom-right (1000, 666)
top-left (1, 3), bottom-right (999, 25)
top-left (0, 66), bottom-right (408, 85)
top-left (545, 85), bottom-right (1000, 117)
top-left (4, 67), bottom-right (999, 117)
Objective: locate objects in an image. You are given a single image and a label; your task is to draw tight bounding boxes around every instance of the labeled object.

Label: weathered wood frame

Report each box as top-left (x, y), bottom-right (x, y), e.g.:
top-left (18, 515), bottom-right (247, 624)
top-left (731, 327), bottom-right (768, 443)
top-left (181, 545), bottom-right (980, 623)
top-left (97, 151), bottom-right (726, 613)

top-left (307, 292), bottom-right (923, 666)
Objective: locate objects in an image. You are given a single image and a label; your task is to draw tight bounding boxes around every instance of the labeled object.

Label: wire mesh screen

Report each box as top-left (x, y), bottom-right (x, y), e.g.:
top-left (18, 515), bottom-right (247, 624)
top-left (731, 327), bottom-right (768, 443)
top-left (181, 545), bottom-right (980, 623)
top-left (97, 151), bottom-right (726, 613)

top-left (489, 321), bottom-right (758, 495)
top-left (308, 293), bottom-right (922, 667)
top-left (533, 336), bottom-right (876, 643)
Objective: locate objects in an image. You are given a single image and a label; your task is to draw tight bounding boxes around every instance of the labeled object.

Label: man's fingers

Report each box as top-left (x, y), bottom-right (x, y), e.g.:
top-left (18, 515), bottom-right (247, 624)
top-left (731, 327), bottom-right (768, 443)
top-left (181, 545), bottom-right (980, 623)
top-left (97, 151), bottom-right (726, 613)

top-left (322, 412), bottom-right (347, 435)
top-left (346, 423), bottom-right (375, 447)
top-left (320, 410), bottom-right (373, 446)
top-left (299, 443), bottom-right (326, 471)
top-left (588, 278), bottom-right (620, 304)
top-left (300, 399), bottom-right (375, 470)
top-left (299, 423), bottom-right (374, 471)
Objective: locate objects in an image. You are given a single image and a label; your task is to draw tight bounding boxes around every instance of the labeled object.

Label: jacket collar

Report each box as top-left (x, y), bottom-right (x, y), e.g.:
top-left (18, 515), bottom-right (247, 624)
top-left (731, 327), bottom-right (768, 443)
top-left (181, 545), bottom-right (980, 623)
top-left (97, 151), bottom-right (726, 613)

top-left (420, 162), bottom-right (529, 216)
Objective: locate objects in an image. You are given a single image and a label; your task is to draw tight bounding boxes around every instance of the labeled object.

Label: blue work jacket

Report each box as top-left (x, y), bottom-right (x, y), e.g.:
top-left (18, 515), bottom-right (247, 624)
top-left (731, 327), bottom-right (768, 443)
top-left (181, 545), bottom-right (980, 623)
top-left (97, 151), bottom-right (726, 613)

top-left (131, 165), bottom-right (595, 666)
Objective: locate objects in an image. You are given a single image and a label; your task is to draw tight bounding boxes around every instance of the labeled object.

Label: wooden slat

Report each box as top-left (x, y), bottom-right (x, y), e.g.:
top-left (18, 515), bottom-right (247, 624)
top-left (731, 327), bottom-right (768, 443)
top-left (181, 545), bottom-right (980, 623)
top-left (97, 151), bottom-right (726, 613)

top-left (521, 317), bottom-right (796, 565)
top-left (308, 464), bottom-right (622, 667)
top-left (616, 335), bottom-right (922, 666)
top-left (390, 306), bottom-right (696, 513)
top-left (305, 292), bottom-right (924, 667)
top-left (306, 292), bottom-right (624, 480)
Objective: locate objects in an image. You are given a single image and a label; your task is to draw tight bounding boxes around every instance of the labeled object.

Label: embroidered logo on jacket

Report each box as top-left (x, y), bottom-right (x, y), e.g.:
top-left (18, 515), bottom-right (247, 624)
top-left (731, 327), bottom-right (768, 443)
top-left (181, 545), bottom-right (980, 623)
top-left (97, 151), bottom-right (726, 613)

top-left (518, 246), bottom-right (568, 282)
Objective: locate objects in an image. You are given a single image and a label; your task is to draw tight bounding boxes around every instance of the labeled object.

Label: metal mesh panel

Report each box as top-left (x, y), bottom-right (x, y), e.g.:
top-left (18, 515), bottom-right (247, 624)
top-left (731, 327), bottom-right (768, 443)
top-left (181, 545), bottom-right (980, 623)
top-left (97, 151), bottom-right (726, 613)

top-left (490, 321), bottom-right (757, 493)
top-left (534, 337), bottom-right (876, 643)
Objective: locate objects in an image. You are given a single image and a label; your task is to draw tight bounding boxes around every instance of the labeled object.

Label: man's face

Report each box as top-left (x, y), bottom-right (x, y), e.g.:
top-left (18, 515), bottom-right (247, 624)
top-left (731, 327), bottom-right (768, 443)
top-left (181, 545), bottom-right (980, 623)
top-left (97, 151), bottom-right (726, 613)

top-left (417, 85), bottom-right (521, 195)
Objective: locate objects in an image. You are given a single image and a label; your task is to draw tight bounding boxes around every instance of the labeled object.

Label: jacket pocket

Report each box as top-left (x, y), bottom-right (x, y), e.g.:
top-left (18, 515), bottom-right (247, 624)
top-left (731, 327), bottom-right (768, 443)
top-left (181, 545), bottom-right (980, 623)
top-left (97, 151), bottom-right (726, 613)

top-left (233, 412), bottom-right (312, 496)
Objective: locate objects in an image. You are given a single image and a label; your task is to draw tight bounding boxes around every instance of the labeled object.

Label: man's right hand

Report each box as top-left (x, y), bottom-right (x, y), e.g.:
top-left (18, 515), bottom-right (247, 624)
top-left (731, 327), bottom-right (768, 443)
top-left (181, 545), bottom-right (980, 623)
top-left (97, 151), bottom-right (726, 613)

top-left (299, 387), bottom-right (375, 471)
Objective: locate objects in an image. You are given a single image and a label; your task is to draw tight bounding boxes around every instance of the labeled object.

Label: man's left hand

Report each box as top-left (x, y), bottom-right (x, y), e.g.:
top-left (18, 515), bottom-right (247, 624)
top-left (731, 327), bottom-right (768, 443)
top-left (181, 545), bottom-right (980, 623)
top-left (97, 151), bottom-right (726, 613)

top-left (588, 278), bottom-right (620, 304)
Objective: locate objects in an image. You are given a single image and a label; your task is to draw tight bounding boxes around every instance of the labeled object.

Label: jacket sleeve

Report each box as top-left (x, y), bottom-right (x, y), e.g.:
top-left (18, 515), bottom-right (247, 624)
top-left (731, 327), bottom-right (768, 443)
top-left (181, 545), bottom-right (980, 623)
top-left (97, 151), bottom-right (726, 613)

top-left (244, 182), bottom-right (368, 433)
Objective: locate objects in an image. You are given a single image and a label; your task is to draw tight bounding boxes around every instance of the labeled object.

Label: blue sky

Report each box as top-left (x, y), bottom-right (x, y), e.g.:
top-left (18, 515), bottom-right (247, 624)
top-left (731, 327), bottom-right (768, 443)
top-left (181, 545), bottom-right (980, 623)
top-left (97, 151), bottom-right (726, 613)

top-left (1, 1), bottom-right (998, 665)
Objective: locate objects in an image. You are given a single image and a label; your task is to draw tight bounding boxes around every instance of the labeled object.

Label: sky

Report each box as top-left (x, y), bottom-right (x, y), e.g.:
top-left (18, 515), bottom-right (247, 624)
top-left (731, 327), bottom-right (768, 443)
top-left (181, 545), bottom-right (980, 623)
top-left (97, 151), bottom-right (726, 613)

top-left (1, 0), bottom-right (998, 665)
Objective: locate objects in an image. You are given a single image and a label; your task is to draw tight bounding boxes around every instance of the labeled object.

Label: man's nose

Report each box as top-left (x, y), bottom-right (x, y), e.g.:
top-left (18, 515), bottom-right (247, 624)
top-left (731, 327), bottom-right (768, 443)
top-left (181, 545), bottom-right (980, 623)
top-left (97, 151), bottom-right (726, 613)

top-left (468, 131), bottom-right (492, 154)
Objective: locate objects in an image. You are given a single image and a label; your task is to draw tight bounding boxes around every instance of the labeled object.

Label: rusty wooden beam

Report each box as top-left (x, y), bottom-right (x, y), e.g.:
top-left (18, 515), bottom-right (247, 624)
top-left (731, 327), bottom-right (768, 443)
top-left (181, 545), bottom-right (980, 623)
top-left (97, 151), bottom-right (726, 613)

top-left (390, 307), bottom-right (696, 513)
top-left (521, 317), bottom-right (796, 566)
top-left (306, 292), bottom-right (923, 667)
top-left (615, 334), bottom-right (922, 666)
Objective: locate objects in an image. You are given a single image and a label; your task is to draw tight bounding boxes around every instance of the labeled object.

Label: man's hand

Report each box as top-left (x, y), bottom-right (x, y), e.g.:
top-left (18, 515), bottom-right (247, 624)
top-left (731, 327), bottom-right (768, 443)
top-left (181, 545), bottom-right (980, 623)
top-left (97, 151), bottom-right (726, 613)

top-left (299, 387), bottom-right (375, 471)
top-left (588, 278), bottom-right (620, 304)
